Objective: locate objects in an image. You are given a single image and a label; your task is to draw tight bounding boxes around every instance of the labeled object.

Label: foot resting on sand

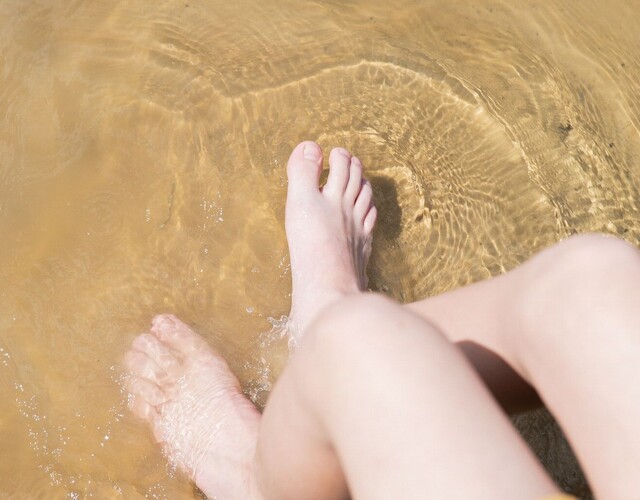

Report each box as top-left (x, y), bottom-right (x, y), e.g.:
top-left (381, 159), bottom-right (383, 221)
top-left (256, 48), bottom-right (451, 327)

top-left (124, 141), bottom-right (377, 497)
top-left (125, 314), bottom-right (262, 498)
top-left (285, 141), bottom-right (376, 343)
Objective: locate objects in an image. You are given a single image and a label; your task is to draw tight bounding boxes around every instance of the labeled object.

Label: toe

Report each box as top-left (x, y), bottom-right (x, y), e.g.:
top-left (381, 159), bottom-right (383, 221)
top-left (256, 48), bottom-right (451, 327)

top-left (354, 181), bottom-right (373, 223)
top-left (364, 205), bottom-right (377, 235)
top-left (127, 392), bottom-right (159, 421)
top-left (323, 148), bottom-right (351, 200)
top-left (132, 333), bottom-right (180, 375)
top-left (125, 348), bottom-right (167, 383)
top-left (286, 141), bottom-right (323, 194)
top-left (127, 375), bottom-right (168, 406)
top-left (344, 156), bottom-right (363, 204)
top-left (151, 314), bottom-right (211, 357)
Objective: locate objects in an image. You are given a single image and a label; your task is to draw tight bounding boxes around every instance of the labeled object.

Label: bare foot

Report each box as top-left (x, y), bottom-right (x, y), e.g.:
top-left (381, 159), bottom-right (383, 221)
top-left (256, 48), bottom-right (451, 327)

top-left (286, 141), bottom-right (376, 343)
top-left (124, 314), bottom-right (262, 499)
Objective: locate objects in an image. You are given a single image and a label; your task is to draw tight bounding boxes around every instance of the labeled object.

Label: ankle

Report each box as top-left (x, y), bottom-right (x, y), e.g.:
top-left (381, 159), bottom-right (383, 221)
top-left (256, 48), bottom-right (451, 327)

top-left (288, 289), bottom-right (354, 346)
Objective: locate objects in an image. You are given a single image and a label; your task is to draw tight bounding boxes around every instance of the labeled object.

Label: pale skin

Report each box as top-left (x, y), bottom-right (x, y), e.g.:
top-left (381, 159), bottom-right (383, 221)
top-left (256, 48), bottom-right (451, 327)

top-left (125, 141), bottom-right (640, 499)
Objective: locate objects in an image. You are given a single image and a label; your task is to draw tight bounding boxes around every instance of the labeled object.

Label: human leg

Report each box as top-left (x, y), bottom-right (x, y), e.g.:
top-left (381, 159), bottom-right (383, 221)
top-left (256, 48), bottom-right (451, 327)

top-left (505, 235), bottom-right (640, 498)
top-left (408, 234), bottom-right (640, 497)
top-left (256, 293), bottom-right (559, 499)
top-left (284, 141), bottom-right (376, 343)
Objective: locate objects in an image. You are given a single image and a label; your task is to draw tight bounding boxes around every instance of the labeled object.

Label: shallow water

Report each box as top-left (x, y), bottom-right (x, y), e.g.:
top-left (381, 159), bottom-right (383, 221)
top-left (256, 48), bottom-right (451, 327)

top-left (0, 0), bottom-right (638, 496)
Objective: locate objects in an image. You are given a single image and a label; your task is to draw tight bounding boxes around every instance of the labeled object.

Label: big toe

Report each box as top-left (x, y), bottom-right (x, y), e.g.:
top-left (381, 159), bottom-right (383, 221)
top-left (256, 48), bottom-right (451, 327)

top-left (151, 314), bottom-right (209, 358)
top-left (287, 141), bottom-right (323, 194)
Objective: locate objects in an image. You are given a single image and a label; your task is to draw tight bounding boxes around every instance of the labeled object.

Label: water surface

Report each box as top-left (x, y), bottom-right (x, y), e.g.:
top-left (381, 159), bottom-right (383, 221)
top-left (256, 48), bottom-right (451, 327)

top-left (1, 0), bottom-right (639, 496)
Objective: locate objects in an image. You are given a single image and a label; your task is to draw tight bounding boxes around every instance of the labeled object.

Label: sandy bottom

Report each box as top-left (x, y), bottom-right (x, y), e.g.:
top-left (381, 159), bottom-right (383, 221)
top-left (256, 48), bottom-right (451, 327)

top-left (0, 0), bottom-right (638, 496)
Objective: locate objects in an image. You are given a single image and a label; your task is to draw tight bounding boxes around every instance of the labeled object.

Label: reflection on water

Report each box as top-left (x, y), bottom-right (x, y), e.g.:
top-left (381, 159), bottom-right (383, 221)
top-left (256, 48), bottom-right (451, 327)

top-left (0, 0), bottom-right (638, 496)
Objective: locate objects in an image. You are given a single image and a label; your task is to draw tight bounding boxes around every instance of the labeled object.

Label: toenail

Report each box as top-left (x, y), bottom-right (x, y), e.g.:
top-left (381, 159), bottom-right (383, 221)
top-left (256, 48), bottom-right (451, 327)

top-left (153, 314), bottom-right (174, 331)
top-left (335, 148), bottom-right (350, 158)
top-left (303, 143), bottom-right (321, 161)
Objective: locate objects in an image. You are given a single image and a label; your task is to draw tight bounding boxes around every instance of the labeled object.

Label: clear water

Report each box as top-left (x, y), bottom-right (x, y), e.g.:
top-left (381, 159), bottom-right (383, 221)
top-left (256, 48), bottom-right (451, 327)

top-left (0, 0), bottom-right (638, 496)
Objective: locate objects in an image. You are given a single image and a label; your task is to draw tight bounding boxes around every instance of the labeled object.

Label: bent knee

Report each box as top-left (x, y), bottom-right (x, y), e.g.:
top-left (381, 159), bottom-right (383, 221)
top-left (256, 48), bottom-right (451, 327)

top-left (516, 233), bottom-right (639, 332)
top-left (308, 293), bottom-right (401, 345)
top-left (315, 293), bottom-right (398, 328)
top-left (527, 233), bottom-right (639, 292)
top-left (304, 293), bottom-right (446, 361)
top-left (555, 233), bottom-right (639, 270)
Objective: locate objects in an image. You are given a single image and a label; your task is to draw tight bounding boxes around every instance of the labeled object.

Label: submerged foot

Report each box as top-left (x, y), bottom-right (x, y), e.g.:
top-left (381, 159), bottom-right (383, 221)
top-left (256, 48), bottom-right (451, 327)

top-left (124, 314), bottom-right (261, 499)
top-left (286, 141), bottom-right (377, 343)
